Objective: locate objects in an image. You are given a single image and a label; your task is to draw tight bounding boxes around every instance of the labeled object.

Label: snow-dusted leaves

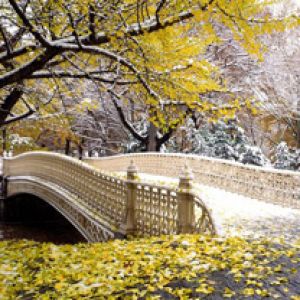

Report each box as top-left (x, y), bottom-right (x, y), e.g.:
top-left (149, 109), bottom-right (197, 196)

top-left (1, 235), bottom-right (300, 299)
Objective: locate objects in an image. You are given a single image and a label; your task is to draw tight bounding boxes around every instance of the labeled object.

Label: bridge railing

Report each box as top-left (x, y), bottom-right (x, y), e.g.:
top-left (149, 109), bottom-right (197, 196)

top-left (84, 153), bottom-right (300, 209)
top-left (3, 152), bottom-right (216, 240)
top-left (3, 152), bottom-right (127, 231)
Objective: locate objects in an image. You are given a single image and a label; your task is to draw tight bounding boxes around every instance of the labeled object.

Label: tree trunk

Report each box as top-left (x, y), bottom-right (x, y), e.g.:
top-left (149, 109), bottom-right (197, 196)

top-left (2, 128), bottom-right (7, 154)
top-left (146, 123), bottom-right (175, 152)
top-left (130, 100), bottom-right (135, 123)
top-left (146, 123), bottom-right (158, 152)
top-left (297, 99), bottom-right (300, 148)
top-left (64, 139), bottom-right (71, 155)
top-left (78, 145), bottom-right (83, 160)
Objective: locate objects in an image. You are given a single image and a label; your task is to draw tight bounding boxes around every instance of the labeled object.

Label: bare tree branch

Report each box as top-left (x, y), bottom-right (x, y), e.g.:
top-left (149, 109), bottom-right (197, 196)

top-left (111, 95), bottom-right (146, 143)
top-left (2, 109), bottom-right (35, 125)
top-left (26, 71), bottom-right (137, 85)
top-left (8, 0), bottom-right (51, 47)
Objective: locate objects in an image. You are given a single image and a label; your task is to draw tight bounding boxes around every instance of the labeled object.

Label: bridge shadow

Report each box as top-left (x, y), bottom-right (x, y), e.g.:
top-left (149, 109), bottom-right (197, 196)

top-left (0, 194), bottom-right (86, 244)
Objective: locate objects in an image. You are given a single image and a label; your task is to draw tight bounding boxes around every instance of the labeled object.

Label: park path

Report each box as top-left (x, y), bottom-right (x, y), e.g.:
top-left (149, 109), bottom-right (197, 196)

top-left (196, 184), bottom-right (300, 243)
top-left (137, 173), bottom-right (300, 244)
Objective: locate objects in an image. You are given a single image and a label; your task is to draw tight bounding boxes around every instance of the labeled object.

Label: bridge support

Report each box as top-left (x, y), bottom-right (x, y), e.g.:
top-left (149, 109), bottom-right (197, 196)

top-left (119, 160), bottom-right (197, 236)
top-left (119, 160), bottom-right (138, 236)
top-left (177, 164), bottom-right (195, 234)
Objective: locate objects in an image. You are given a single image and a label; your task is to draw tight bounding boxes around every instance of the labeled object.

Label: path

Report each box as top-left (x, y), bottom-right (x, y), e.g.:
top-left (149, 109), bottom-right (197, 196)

top-left (197, 185), bottom-right (300, 243)
top-left (134, 173), bottom-right (300, 244)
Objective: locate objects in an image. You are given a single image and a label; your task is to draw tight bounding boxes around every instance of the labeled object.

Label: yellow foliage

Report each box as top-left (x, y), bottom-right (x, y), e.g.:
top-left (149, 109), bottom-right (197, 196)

top-left (0, 235), bottom-right (300, 299)
top-left (1, 0), bottom-right (298, 129)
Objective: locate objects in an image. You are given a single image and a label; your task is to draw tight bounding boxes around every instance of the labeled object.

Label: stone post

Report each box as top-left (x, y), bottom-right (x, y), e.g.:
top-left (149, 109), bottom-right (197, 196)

top-left (177, 163), bottom-right (195, 233)
top-left (119, 160), bottom-right (138, 236)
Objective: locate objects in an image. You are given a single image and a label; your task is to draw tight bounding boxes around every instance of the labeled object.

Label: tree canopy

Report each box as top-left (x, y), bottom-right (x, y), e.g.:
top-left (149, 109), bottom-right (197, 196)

top-left (0, 0), bottom-right (298, 129)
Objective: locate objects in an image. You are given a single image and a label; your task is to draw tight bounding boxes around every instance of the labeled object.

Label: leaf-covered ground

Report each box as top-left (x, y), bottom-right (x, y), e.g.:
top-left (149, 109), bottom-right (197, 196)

top-left (1, 235), bottom-right (300, 299)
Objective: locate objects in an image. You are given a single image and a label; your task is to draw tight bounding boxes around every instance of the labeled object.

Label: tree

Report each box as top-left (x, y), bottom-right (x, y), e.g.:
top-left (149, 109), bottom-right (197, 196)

top-left (201, 1), bottom-right (300, 155)
top-left (7, 108), bottom-right (79, 154)
top-left (258, 23), bottom-right (300, 148)
top-left (1, 0), bottom-right (296, 135)
top-left (166, 117), bottom-right (270, 166)
top-left (273, 142), bottom-right (300, 171)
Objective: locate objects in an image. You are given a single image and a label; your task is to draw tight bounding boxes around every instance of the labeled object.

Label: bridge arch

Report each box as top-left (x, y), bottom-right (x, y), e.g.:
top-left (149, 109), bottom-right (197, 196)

top-left (6, 177), bottom-right (115, 242)
top-left (2, 192), bottom-right (86, 243)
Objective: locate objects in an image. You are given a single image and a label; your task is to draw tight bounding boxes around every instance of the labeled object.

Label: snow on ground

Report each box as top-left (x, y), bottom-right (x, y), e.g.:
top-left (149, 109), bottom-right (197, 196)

top-left (134, 173), bottom-right (300, 243)
top-left (195, 185), bottom-right (300, 243)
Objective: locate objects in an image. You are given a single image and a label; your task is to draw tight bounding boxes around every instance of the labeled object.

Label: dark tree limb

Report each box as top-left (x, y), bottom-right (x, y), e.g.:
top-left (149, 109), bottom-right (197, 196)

top-left (2, 109), bottom-right (35, 126)
top-left (0, 87), bottom-right (24, 126)
top-left (0, 44), bottom-right (36, 64)
top-left (88, 4), bottom-right (96, 43)
top-left (111, 96), bottom-right (146, 143)
top-left (26, 70), bottom-right (137, 85)
top-left (157, 127), bottom-right (174, 149)
top-left (155, 0), bottom-right (166, 25)
top-left (8, 0), bottom-right (51, 47)
top-left (0, 48), bottom-right (60, 89)
top-left (0, 24), bottom-right (12, 54)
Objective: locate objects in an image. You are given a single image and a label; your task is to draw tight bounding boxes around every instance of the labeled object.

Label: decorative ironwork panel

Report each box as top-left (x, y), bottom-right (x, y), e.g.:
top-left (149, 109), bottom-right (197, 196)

top-left (193, 194), bottom-right (216, 235)
top-left (135, 183), bottom-right (178, 236)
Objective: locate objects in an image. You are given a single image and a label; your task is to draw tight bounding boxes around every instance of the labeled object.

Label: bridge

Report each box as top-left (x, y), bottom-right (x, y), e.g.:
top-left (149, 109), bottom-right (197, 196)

top-left (1, 152), bottom-right (299, 242)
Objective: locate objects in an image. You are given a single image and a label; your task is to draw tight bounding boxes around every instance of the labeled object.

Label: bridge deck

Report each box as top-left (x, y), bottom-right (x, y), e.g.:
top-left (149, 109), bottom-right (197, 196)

top-left (199, 185), bottom-right (300, 243)
top-left (130, 173), bottom-right (300, 243)
top-left (3, 152), bottom-right (299, 242)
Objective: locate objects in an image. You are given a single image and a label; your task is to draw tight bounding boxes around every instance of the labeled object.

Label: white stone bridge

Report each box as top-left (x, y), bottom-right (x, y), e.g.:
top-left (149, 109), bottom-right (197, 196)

top-left (1, 152), bottom-right (299, 242)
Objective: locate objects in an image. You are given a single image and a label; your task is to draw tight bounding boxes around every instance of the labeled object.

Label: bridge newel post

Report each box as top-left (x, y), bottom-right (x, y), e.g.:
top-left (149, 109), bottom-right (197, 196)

top-left (119, 160), bottom-right (138, 236)
top-left (177, 163), bottom-right (195, 234)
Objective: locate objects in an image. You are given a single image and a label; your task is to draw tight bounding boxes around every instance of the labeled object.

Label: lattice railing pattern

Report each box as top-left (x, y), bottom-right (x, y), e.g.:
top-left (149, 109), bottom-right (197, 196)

top-left (3, 152), bottom-right (216, 241)
top-left (22, 154), bottom-right (126, 226)
top-left (135, 183), bottom-right (178, 236)
top-left (3, 152), bottom-right (128, 241)
top-left (85, 153), bottom-right (300, 209)
top-left (193, 193), bottom-right (216, 235)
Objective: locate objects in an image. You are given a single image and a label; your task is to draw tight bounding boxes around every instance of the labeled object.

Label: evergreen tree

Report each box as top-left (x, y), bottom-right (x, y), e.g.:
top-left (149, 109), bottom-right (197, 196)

top-left (167, 118), bottom-right (270, 166)
top-left (273, 142), bottom-right (299, 171)
top-left (240, 145), bottom-right (269, 166)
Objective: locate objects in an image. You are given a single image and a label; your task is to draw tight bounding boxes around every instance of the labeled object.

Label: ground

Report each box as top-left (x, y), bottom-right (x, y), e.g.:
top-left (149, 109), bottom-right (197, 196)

top-left (196, 185), bottom-right (300, 243)
top-left (1, 235), bottom-right (300, 299)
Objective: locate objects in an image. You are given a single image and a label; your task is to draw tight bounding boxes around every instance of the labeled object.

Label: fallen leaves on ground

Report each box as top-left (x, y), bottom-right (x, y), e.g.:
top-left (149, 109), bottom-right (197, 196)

top-left (1, 235), bottom-right (300, 299)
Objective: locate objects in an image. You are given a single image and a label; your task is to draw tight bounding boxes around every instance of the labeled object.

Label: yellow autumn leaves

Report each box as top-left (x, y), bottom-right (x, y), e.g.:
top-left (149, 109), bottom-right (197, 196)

top-left (4, 0), bottom-right (298, 132)
top-left (1, 234), bottom-right (300, 299)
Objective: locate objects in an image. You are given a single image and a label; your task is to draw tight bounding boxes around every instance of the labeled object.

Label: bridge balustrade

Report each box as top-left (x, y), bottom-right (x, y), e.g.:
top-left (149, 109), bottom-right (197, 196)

top-left (85, 153), bottom-right (300, 209)
top-left (2, 152), bottom-right (215, 242)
